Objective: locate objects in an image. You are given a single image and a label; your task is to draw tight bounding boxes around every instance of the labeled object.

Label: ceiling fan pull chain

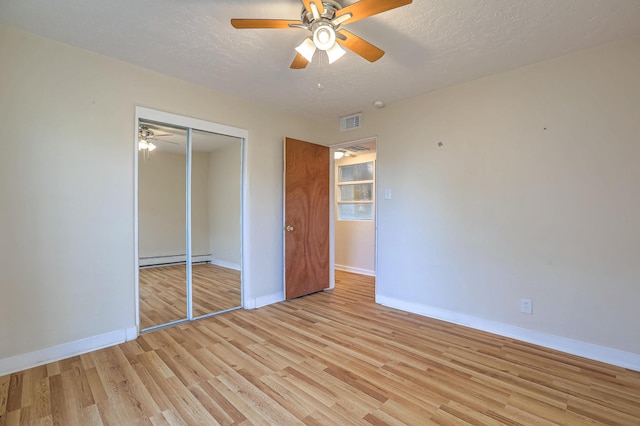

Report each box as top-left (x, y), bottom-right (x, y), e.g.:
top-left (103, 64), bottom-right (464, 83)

top-left (317, 50), bottom-right (324, 91)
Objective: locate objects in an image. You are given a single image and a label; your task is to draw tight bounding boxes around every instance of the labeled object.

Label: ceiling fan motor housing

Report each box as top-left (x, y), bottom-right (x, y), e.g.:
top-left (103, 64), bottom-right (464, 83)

top-left (139, 124), bottom-right (154, 140)
top-left (300, 1), bottom-right (342, 25)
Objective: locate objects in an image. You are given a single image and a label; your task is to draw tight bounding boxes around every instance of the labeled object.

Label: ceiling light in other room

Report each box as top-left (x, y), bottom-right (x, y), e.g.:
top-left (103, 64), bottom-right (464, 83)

top-left (334, 151), bottom-right (345, 159)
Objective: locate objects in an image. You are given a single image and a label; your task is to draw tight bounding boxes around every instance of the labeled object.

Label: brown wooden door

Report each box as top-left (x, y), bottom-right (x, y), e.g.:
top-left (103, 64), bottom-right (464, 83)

top-left (284, 137), bottom-right (330, 299)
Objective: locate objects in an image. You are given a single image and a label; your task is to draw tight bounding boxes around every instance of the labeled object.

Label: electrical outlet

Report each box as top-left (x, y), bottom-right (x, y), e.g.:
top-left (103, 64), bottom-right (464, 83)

top-left (520, 298), bottom-right (532, 314)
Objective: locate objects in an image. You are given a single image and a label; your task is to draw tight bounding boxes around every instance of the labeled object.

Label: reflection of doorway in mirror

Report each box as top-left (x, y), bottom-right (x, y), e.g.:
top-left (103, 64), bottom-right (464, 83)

top-left (137, 113), bottom-right (244, 332)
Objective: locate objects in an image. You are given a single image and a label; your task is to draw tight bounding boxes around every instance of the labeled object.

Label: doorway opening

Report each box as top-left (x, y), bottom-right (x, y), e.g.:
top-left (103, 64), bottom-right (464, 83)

top-left (135, 107), bottom-right (247, 333)
top-left (331, 138), bottom-right (377, 281)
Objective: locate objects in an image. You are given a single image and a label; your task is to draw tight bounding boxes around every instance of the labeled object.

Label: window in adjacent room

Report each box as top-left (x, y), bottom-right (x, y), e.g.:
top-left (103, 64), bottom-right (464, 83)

top-left (337, 161), bottom-right (374, 220)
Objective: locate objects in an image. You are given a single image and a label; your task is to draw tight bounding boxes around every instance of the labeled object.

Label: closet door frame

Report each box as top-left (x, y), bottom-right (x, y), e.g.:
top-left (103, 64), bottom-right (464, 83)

top-left (134, 106), bottom-right (248, 333)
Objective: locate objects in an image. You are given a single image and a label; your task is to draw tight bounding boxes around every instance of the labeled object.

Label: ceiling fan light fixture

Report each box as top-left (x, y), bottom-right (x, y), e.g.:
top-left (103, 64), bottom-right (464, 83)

top-left (326, 42), bottom-right (346, 64)
top-left (295, 38), bottom-right (317, 62)
top-left (313, 24), bottom-right (336, 51)
top-left (147, 142), bottom-right (157, 151)
top-left (138, 139), bottom-right (148, 151)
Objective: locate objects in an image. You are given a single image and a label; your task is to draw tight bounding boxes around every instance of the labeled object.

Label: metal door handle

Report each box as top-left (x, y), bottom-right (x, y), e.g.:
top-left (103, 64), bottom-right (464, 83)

top-left (285, 225), bottom-right (294, 232)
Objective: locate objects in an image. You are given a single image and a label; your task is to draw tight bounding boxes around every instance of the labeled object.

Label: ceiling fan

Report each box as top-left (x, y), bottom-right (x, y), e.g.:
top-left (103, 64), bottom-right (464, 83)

top-left (231, 0), bottom-right (412, 69)
top-left (138, 124), bottom-right (177, 154)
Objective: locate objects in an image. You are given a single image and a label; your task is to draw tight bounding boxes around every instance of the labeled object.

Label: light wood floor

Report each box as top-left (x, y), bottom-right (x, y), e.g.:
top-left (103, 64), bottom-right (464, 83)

top-left (140, 264), bottom-right (241, 330)
top-left (2, 271), bottom-right (639, 425)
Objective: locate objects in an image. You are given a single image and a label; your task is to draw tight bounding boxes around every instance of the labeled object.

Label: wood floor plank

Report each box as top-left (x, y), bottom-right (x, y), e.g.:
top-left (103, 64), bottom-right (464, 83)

top-left (5, 374), bottom-right (22, 414)
top-left (258, 374), bottom-right (321, 419)
top-left (149, 376), bottom-right (217, 425)
top-left (2, 409), bottom-right (20, 426)
top-left (31, 368), bottom-right (51, 419)
top-left (189, 381), bottom-right (241, 425)
top-left (204, 377), bottom-right (273, 426)
top-left (304, 408), bottom-right (363, 426)
top-left (215, 370), bottom-right (302, 426)
top-left (0, 375), bottom-right (10, 423)
top-left (81, 404), bottom-right (103, 426)
top-left (2, 270), bottom-right (640, 424)
top-left (82, 368), bottom-right (107, 405)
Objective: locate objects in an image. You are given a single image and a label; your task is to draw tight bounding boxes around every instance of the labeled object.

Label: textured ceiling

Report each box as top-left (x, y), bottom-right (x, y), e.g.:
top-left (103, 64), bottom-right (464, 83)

top-left (2, 0), bottom-right (640, 121)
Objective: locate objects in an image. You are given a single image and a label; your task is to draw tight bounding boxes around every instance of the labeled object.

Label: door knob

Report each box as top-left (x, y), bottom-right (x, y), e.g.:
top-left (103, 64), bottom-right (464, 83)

top-left (285, 225), bottom-right (294, 232)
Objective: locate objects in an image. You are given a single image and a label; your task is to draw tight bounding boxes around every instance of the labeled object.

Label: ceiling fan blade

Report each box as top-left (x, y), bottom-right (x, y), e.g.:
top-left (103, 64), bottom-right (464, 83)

top-left (152, 139), bottom-right (179, 145)
top-left (290, 53), bottom-right (310, 69)
top-left (301, 0), bottom-right (325, 17)
top-left (231, 19), bottom-right (302, 29)
top-left (149, 130), bottom-right (172, 137)
top-left (336, 30), bottom-right (385, 62)
top-left (335, 0), bottom-right (412, 24)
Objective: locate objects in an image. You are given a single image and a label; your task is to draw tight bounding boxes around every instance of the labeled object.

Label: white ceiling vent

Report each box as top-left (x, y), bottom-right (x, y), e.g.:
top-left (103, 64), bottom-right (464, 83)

top-left (340, 113), bottom-right (361, 132)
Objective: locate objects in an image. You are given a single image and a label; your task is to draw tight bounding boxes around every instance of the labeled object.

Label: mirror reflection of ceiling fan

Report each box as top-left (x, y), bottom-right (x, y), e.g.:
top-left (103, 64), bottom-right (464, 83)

top-left (138, 124), bottom-right (177, 152)
top-left (138, 123), bottom-right (180, 161)
top-left (231, 0), bottom-right (412, 69)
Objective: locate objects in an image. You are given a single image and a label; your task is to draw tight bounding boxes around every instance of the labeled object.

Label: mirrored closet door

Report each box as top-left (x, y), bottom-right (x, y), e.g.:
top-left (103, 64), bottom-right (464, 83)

top-left (191, 129), bottom-right (242, 317)
top-left (137, 113), bottom-right (243, 332)
top-left (138, 120), bottom-right (188, 329)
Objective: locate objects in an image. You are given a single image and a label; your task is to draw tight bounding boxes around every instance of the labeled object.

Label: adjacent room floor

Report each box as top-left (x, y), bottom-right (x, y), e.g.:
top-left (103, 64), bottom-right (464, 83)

top-left (1, 271), bottom-right (639, 424)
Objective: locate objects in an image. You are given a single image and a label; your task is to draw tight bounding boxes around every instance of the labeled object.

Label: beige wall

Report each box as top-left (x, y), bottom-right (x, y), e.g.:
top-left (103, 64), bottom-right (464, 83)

top-left (335, 153), bottom-right (376, 275)
top-left (138, 144), bottom-right (237, 263)
top-left (327, 37), bottom-right (640, 363)
top-left (192, 151), bottom-right (212, 257)
top-left (208, 141), bottom-right (242, 268)
top-left (138, 150), bottom-right (187, 258)
top-left (0, 26), bottom-right (325, 365)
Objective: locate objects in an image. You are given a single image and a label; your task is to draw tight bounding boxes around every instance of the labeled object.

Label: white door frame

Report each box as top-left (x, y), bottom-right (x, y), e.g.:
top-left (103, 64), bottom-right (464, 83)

top-left (134, 106), bottom-right (248, 334)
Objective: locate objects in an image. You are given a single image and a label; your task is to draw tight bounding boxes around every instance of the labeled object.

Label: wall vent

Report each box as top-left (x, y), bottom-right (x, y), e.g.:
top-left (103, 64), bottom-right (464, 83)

top-left (340, 113), bottom-right (361, 132)
top-left (344, 145), bottom-right (370, 153)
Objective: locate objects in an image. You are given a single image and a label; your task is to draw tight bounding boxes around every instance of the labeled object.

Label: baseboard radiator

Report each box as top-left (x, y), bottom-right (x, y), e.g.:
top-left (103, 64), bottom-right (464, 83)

top-left (139, 254), bottom-right (212, 268)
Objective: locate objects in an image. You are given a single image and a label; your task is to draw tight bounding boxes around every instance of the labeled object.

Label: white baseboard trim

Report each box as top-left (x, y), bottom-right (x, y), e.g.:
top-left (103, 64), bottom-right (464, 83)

top-left (249, 292), bottom-right (284, 309)
top-left (0, 326), bottom-right (138, 376)
top-left (335, 264), bottom-right (376, 276)
top-left (210, 258), bottom-right (241, 271)
top-left (376, 295), bottom-right (640, 372)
